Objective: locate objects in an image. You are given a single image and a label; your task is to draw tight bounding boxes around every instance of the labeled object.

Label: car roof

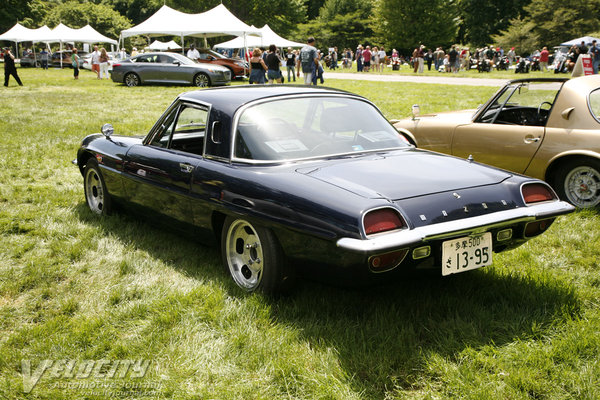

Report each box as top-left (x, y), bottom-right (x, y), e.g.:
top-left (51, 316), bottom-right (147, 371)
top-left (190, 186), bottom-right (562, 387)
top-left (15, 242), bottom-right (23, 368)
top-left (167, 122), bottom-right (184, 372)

top-left (177, 85), bottom-right (361, 115)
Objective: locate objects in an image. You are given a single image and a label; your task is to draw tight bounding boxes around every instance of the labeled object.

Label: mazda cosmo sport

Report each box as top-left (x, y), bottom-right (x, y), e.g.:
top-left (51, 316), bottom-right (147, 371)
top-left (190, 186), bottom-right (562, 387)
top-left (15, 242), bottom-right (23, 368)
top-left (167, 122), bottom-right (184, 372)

top-left (75, 86), bottom-right (573, 294)
top-left (393, 76), bottom-right (600, 208)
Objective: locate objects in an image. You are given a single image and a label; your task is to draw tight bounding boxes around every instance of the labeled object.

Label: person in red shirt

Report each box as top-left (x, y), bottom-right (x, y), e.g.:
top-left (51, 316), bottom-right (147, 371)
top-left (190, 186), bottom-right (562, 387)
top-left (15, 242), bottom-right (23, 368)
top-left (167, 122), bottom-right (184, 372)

top-left (539, 46), bottom-right (549, 72)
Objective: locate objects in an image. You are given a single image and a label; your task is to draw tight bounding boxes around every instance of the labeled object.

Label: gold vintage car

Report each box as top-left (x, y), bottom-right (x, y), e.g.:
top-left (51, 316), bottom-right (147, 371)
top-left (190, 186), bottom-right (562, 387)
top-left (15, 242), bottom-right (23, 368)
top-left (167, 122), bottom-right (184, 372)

top-left (393, 76), bottom-right (600, 208)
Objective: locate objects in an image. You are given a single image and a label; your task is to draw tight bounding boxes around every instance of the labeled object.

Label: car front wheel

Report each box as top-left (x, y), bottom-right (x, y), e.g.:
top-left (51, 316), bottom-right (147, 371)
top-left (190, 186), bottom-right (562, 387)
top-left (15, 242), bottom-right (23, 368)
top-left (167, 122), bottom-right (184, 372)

top-left (84, 159), bottom-right (112, 215)
top-left (194, 73), bottom-right (210, 87)
top-left (124, 72), bottom-right (140, 87)
top-left (221, 216), bottom-right (294, 294)
top-left (555, 159), bottom-right (600, 208)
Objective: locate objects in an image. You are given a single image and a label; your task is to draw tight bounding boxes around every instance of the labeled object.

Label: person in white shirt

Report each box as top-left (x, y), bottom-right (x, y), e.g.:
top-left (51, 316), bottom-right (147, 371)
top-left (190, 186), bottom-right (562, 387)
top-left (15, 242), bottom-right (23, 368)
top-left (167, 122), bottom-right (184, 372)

top-left (90, 45), bottom-right (101, 78)
top-left (378, 47), bottom-right (386, 72)
top-left (187, 44), bottom-right (200, 62)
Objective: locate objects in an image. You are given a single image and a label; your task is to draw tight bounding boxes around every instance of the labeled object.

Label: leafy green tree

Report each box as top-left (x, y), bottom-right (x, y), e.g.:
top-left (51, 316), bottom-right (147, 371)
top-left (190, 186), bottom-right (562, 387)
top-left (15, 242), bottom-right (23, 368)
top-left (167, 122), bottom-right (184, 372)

top-left (457, 0), bottom-right (530, 47)
top-left (295, 10), bottom-right (374, 50)
top-left (304, 0), bottom-right (327, 20)
top-left (0, 0), bottom-right (37, 32)
top-left (491, 17), bottom-right (539, 55)
top-left (525, 0), bottom-right (600, 46)
top-left (376, 0), bottom-right (459, 50)
top-left (295, 0), bottom-right (373, 49)
top-left (44, 1), bottom-right (131, 39)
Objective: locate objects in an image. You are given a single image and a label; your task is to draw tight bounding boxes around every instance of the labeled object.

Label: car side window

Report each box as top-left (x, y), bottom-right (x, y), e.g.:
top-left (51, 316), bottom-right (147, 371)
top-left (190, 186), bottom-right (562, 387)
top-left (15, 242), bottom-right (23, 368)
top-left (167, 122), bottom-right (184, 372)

top-left (149, 104), bottom-right (208, 155)
top-left (149, 109), bottom-right (177, 148)
top-left (589, 88), bottom-right (600, 122)
top-left (478, 82), bottom-right (561, 126)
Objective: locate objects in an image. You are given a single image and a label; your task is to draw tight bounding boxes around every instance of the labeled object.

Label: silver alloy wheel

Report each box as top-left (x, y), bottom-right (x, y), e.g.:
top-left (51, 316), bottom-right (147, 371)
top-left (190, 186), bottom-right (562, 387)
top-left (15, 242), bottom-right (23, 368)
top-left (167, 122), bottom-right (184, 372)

top-left (224, 219), bottom-right (264, 291)
top-left (564, 165), bottom-right (600, 207)
top-left (194, 73), bottom-right (209, 87)
top-left (85, 167), bottom-right (105, 214)
top-left (125, 73), bottom-right (139, 87)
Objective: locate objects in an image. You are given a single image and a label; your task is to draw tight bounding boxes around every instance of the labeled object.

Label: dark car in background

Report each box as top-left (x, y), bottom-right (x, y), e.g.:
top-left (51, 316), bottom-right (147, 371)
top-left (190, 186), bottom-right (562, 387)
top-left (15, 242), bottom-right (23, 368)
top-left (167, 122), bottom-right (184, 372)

top-left (50, 50), bottom-right (88, 68)
top-left (19, 52), bottom-right (41, 67)
top-left (111, 52), bottom-right (231, 87)
top-left (75, 86), bottom-right (573, 294)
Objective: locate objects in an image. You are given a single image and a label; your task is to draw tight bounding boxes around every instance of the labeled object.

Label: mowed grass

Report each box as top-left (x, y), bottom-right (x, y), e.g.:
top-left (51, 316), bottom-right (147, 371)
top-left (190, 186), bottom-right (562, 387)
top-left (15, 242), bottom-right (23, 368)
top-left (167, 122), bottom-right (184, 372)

top-left (1, 67), bottom-right (599, 399)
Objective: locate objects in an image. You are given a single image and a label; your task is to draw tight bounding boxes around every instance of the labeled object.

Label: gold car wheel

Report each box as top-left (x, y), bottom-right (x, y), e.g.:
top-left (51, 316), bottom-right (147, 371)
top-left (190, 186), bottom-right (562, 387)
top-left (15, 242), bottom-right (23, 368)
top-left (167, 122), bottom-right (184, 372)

top-left (564, 165), bottom-right (600, 208)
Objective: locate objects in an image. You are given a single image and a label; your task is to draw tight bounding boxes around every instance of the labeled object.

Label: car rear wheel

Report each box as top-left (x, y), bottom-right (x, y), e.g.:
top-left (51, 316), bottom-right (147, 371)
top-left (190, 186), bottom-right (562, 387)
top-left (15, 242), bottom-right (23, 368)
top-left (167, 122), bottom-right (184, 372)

top-left (194, 73), bottom-right (210, 87)
top-left (84, 159), bottom-right (112, 215)
top-left (124, 72), bottom-right (140, 87)
top-left (554, 159), bottom-right (600, 208)
top-left (221, 216), bottom-right (294, 294)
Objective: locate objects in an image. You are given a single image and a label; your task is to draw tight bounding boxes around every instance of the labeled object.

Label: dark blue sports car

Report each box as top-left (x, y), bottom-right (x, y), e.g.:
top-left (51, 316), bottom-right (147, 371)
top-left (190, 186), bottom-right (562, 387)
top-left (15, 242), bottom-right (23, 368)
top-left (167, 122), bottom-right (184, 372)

top-left (75, 86), bottom-right (574, 293)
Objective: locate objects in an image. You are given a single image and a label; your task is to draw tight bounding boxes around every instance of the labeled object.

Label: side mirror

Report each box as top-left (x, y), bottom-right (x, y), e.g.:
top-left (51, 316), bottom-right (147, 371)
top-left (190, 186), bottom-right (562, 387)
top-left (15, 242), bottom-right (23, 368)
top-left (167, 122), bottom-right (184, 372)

top-left (173, 60), bottom-right (181, 66)
top-left (101, 123), bottom-right (114, 139)
top-left (411, 104), bottom-right (420, 120)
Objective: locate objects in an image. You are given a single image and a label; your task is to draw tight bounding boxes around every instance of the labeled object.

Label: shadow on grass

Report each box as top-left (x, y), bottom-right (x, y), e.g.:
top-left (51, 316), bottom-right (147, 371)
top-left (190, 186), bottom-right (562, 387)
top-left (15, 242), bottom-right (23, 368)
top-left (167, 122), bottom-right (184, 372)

top-left (75, 202), bottom-right (580, 398)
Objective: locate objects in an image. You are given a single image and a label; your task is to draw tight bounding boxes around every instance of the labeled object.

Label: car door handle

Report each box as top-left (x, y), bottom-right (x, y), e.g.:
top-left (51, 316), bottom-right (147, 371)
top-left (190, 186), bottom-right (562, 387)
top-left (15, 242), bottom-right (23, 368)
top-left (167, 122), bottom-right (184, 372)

top-left (179, 163), bottom-right (194, 173)
top-left (524, 137), bottom-right (540, 143)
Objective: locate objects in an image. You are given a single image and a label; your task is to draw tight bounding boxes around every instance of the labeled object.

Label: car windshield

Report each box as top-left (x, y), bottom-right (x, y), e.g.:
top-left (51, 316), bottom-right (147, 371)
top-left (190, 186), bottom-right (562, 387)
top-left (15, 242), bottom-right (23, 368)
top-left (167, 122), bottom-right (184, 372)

top-left (234, 96), bottom-right (410, 161)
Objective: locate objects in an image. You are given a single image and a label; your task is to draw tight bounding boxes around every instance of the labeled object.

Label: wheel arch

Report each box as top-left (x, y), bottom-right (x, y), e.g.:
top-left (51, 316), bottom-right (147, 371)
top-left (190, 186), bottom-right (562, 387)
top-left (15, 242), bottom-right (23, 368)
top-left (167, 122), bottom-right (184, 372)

top-left (77, 150), bottom-right (95, 176)
top-left (544, 151), bottom-right (600, 183)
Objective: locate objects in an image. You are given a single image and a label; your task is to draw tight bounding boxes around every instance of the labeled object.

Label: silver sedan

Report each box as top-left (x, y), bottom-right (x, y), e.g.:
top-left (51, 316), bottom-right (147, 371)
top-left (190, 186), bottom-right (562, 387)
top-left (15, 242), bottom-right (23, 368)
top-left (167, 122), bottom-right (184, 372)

top-left (110, 52), bottom-right (231, 87)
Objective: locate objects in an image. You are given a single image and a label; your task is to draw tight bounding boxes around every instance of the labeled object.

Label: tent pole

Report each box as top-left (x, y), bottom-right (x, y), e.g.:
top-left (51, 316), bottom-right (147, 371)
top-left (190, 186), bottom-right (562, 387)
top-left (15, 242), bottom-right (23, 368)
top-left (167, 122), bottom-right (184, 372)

top-left (243, 33), bottom-right (248, 77)
top-left (181, 35), bottom-right (184, 54)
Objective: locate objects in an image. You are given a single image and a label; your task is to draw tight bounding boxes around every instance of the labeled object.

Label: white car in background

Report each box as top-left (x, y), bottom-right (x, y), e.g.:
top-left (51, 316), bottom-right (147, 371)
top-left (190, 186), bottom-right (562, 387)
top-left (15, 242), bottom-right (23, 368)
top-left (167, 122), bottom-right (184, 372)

top-left (82, 53), bottom-right (116, 71)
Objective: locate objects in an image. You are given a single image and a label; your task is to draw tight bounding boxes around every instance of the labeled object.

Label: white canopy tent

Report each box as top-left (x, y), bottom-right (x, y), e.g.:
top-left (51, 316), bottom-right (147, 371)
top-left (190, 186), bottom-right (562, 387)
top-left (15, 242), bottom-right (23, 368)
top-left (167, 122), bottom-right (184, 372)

top-left (0, 23), bottom-right (52, 59)
top-left (214, 25), bottom-right (305, 49)
top-left (120, 4), bottom-right (260, 54)
top-left (560, 36), bottom-right (600, 47)
top-left (0, 22), bottom-right (118, 66)
top-left (146, 39), bottom-right (181, 51)
top-left (45, 23), bottom-right (118, 67)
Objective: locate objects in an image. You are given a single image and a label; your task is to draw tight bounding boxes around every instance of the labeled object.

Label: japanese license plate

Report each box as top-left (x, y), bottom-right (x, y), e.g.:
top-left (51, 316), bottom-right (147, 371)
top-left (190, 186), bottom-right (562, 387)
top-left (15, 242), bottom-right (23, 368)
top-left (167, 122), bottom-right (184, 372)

top-left (442, 232), bottom-right (492, 276)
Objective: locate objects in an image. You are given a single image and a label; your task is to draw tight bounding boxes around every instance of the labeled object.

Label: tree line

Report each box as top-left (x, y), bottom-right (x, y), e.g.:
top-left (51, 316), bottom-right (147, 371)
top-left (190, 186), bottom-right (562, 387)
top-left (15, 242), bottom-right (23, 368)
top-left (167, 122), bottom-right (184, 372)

top-left (3, 0), bottom-right (600, 55)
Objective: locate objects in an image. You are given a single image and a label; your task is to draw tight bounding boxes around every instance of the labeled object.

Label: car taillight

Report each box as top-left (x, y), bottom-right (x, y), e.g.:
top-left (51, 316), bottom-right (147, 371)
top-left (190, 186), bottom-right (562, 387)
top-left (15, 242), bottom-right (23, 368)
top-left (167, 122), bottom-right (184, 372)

top-left (112, 63), bottom-right (121, 67)
top-left (522, 183), bottom-right (555, 204)
top-left (364, 208), bottom-right (405, 236)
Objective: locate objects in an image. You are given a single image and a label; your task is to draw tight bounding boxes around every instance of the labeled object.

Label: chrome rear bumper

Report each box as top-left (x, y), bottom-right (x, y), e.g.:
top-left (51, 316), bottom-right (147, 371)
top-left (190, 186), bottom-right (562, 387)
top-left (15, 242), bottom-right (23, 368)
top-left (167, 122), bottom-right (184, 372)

top-left (336, 201), bottom-right (574, 253)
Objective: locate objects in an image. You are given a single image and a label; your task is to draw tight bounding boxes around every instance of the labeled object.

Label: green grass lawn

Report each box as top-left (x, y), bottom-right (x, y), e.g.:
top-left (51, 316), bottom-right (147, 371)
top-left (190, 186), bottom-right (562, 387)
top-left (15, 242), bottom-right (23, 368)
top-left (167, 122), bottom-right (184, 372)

top-left (1, 68), bottom-right (599, 399)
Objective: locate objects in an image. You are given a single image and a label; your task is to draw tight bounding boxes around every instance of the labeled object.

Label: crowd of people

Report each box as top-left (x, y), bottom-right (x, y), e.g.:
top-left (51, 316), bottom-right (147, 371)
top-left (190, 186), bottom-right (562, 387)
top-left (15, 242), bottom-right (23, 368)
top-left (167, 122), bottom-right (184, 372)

top-left (6, 37), bottom-right (600, 88)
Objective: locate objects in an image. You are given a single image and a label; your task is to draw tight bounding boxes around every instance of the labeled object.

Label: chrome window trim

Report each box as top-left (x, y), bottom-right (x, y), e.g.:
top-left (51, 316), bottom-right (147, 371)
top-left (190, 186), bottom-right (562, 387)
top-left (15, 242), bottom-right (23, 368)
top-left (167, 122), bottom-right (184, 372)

top-left (587, 87), bottom-right (600, 124)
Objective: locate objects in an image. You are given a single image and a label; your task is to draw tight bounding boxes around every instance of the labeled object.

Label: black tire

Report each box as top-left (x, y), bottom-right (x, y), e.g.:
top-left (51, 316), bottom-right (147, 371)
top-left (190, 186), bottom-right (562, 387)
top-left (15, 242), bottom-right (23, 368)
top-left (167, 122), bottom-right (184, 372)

top-left (193, 73), bottom-right (210, 87)
top-left (124, 72), bottom-right (140, 87)
top-left (84, 159), bottom-right (112, 215)
top-left (553, 159), bottom-right (600, 208)
top-left (221, 216), bottom-right (295, 294)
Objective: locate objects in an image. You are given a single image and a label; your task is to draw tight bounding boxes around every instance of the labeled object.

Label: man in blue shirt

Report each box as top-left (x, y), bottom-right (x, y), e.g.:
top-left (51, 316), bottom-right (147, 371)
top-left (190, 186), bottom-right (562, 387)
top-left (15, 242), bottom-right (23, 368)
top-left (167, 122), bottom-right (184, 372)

top-left (590, 40), bottom-right (600, 74)
top-left (296, 37), bottom-right (319, 85)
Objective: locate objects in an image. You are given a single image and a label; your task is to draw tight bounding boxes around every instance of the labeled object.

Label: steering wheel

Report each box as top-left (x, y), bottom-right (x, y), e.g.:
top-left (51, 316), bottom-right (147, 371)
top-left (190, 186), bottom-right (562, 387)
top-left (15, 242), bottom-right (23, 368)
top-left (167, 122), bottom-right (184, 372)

top-left (537, 101), bottom-right (553, 122)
